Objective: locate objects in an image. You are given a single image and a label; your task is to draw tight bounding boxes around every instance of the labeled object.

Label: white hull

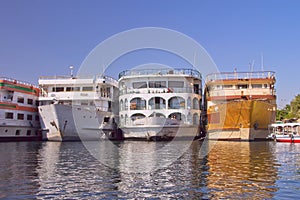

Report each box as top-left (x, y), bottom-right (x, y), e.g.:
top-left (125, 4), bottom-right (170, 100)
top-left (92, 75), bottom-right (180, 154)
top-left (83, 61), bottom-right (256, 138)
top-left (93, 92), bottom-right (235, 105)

top-left (39, 104), bottom-right (115, 141)
top-left (0, 126), bottom-right (41, 141)
top-left (121, 125), bottom-right (199, 140)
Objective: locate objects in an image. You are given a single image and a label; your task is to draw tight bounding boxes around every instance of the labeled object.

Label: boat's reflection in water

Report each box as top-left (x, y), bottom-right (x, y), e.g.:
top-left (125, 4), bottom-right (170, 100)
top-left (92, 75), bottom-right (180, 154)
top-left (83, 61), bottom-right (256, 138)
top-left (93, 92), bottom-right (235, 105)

top-left (3, 139), bottom-right (296, 198)
top-left (205, 141), bottom-right (279, 199)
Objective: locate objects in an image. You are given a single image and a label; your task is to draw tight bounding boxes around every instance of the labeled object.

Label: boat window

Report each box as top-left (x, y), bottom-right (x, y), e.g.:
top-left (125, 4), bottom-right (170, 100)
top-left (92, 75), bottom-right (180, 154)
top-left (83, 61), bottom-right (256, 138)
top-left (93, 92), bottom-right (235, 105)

top-left (27, 114), bottom-right (33, 121)
top-left (168, 97), bottom-right (185, 109)
top-left (252, 84), bottom-right (262, 88)
top-left (187, 112), bottom-right (192, 123)
top-left (130, 98), bottom-right (146, 110)
top-left (193, 84), bottom-right (200, 94)
top-left (187, 97), bottom-right (192, 109)
top-left (82, 86), bottom-right (94, 91)
top-left (223, 85), bottom-right (233, 89)
top-left (125, 114), bottom-right (128, 125)
top-left (148, 97), bottom-right (166, 109)
top-left (66, 87), bottom-right (80, 91)
top-left (17, 113), bottom-right (24, 120)
top-left (15, 130), bottom-right (21, 136)
top-left (149, 81), bottom-right (167, 88)
top-left (27, 98), bottom-right (33, 105)
top-left (193, 98), bottom-right (199, 110)
top-left (215, 85), bottom-right (223, 90)
top-left (5, 112), bottom-right (13, 119)
top-left (26, 130), bottom-right (31, 136)
top-left (106, 87), bottom-right (111, 98)
top-left (17, 97), bottom-right (24, 103)
top-left (132, 82), bottom-right (147, 89)
top-left (168, 112), bottom-right (185, 121)
top-left (237, 84), bottom-right (248, 89)
top-left (35, 115), bottom-right (40, 121)
top-left (120, 99), bottom-right (124, 111)
top-left (263, 84), bottom-right (268, 88)
top-left (125, 99), bottom-right (128, 110)
top-left (52, 87), bottom-right (64, 92)
top-left (193, 113), bottom-right (199, 125)
top-left (35, 100), bottom-right (40, 106)
top-left (168, 81), bottom-right (184, 88)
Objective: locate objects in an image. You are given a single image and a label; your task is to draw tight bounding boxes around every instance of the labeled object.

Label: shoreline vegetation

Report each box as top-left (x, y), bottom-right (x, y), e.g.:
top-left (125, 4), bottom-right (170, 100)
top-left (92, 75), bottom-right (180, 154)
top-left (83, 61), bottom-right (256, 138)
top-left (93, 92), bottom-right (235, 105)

top-left (277, 94), bottom-right (300, 122)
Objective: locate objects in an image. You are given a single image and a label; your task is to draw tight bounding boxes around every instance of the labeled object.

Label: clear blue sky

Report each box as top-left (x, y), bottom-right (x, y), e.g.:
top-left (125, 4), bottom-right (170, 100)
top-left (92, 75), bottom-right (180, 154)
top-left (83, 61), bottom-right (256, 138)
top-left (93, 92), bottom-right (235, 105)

top-left (0, 0), bottom-right (299, 108)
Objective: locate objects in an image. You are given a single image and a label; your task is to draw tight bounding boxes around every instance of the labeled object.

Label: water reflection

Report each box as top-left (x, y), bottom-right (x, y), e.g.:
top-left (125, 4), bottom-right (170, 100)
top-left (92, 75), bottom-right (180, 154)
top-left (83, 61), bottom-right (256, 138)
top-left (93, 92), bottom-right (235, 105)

top-left (272, 142), bottom-right (300, 199)
top-left (206, 141), bottom-right (279, 199)
top-left (0, 141), bottom-right (300, 199)
top-left (35, 142), bottom-right (122, 199)
top-left (0, 142), bottom-right (42, 199)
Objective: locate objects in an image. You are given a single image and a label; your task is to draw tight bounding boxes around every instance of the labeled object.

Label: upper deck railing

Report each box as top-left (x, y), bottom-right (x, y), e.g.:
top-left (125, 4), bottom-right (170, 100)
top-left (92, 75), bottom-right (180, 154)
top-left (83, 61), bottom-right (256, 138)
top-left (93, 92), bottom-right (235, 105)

top-left (39, 75), bottom-right (118, 85)
top-left (205, 71), bottom-right (275, 83)
top-left (0, 77), bottom-right (39, 88)
top-left (119, 68), bottom-right (202, 80)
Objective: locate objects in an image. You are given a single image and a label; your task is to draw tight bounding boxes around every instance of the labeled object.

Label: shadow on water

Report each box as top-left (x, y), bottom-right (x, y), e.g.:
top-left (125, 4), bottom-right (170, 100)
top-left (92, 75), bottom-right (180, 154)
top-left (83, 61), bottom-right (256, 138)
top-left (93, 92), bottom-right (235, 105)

top-left (0, 140), bottom-right (299, 199)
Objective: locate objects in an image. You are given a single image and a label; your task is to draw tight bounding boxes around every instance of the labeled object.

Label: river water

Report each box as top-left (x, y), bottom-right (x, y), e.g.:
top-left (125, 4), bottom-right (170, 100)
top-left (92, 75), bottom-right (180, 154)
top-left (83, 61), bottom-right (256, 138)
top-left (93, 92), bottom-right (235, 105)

top-left (0, 140), bottom-right (299, 199)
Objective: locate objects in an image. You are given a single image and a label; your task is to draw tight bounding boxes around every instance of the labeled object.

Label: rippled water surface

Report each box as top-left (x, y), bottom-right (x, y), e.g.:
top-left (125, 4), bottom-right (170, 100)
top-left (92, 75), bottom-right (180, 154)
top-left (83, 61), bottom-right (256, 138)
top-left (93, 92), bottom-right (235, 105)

top-left (0, 140), bottom-right (299, 199)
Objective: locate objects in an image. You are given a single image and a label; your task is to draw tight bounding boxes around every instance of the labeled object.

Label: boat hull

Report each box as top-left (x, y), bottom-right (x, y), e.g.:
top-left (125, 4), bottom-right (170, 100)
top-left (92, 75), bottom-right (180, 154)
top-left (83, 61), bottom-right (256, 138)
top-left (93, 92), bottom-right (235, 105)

top-left (121, 125), bottom-right (199, 141)
top-left (275, 135), bottom-right (300, 143)
top-left (39, 104), bottom-right (115, 141)
top-left (0, 126), bottom-right (41, 142)
top-left (207, 100), bottom-right (276, 141)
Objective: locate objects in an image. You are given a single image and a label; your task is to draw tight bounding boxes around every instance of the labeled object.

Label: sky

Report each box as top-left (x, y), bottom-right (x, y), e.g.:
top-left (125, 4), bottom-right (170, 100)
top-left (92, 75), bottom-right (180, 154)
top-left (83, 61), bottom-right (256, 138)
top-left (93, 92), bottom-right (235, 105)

top-left (0, 0), bottom-right (299, 108)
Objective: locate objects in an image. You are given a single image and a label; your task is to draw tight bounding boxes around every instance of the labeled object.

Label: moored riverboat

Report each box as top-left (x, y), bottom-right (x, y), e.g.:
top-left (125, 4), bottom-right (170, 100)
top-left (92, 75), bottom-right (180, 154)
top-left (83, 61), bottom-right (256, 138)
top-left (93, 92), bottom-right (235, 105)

top-left (0, 77), bottom-right (41, 141)
top-left (38, 73), bottom-right (120, 141)
top-left (118, 67), bottom-right (203, 140)
top-left (204, 70), bottom-right (277, 141)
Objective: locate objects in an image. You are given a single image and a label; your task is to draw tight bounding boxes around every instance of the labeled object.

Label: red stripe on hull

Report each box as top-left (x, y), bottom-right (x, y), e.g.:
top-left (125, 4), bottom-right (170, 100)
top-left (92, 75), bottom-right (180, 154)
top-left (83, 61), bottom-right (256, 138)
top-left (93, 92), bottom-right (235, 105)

top-left (276, 139), bottom-right (300, 143)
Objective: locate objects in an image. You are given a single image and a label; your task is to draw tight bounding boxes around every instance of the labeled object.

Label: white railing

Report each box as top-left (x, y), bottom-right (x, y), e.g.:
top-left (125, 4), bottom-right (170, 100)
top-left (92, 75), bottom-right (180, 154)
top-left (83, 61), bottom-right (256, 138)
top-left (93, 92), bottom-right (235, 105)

top-left (205, 71), bottom-right (275, 82)
top-left (119, 68), bottom-right (202, 79)
top-left (39, 75), bottom-right (118, 86)
top-left (0, 77), bottom-right (38, 88)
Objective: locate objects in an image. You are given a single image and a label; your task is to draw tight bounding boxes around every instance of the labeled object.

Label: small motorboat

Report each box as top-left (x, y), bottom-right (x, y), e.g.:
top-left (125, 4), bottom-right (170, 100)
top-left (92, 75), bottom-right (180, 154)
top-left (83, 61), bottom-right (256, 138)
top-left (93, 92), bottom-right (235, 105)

top-left (268, 123), bottom-right (300, 143)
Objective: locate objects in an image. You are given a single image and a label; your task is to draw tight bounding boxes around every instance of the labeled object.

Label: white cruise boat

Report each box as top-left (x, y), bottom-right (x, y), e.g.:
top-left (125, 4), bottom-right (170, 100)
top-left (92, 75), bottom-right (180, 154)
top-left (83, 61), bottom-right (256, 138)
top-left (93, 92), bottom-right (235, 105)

top-left (118, 68), bottom-right (203, 140)
top-left (0, 77), bottom-right (41, 141)
top-left (38, 74), bottom-right (120, 141)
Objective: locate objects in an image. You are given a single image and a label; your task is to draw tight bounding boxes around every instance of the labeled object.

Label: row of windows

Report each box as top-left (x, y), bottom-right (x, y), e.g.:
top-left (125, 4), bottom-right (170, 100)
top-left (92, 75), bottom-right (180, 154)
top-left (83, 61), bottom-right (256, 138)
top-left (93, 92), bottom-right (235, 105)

top-left (211, 84), bottom-right (270, 90)
top-left (132, 81), bottom-right (185, 89)
top-left (120, 112), bottom-right (200, 125)
top-left (51, 86), bottom-right (98, 92)
top-left (3, 129), bottom-right (39, 136)
top-left (5, 112), bottom-right (39, 121)
top-left (17, 97), bottom-right (39, 106)
top-left (50, 86), bottom-right (112, 98)
top-left (120, 97), bottom-right (201, 110)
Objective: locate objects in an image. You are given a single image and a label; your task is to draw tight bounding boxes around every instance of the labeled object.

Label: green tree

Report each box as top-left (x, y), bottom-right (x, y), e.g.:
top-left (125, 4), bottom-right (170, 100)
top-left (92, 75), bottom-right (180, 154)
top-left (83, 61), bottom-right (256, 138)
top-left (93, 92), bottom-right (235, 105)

top-left (290, 94), bottom-right (300, 118)
top-left (276, 104), bottom-right (290, 121)
top-left (277, 94), bottom-right (300, 121)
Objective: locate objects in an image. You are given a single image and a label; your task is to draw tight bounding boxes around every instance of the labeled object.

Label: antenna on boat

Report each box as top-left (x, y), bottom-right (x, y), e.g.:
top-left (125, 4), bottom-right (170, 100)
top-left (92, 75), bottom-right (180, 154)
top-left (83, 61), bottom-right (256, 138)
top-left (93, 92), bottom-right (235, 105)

top-left (261, 53), bottom-right (264, 71)
top-left (69, 65), bottom-right (74, 78)
top-left (250, 60), bottom-right (255, 72)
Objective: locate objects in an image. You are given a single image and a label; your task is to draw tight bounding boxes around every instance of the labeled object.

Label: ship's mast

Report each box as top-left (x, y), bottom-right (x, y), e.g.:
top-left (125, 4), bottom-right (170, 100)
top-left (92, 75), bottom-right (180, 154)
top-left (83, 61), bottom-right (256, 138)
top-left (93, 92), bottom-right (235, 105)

top-left (261, 53), bottom-right (264, 71)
